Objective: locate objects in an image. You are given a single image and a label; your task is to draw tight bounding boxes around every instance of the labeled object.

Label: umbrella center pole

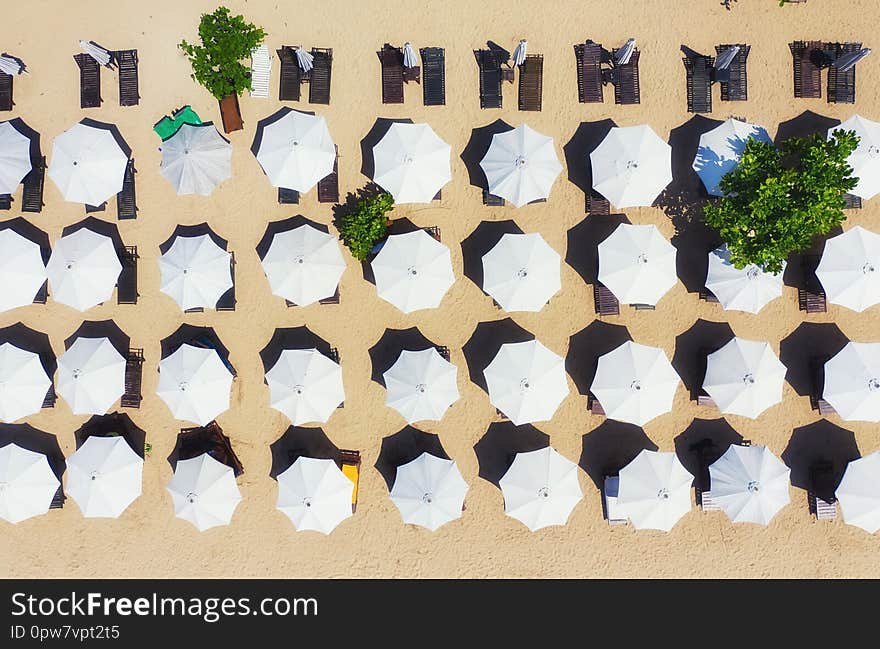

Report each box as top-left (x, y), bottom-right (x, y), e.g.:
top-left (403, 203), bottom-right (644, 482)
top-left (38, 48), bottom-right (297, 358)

top-left (868, 145), bottom-right (880, 158)
top-left (625, 160), bottom-right (639, 170)
top-left (516, 268), bottom-right (529, 279)
top-left (302, 496), bottom-right (312, 508)
top-left (747, 480), bottom-right (760, 493)
top-left (742, 373), bottom-right (756, 386)
top-left (657, 488), bottom-right (670, 500)
top-left (89, 471), bottom-right (100, 482)
top-left (72, 369), bottom-right (82, 380)
top-left (630, 380), bottom-right (642, 392)
top-left (294, 255), bottom-right (305, 265)
top-left (514, 156), bottom-right (527, 169)
top-left (293, 384), bottom-right (305, 395)
top-left (746, 266), bottom-right (761, 280)
top-left (178, 381), bottom-right (188, 392)
top-left (636, 254), bottom-right (648, 265)
top-left (421, 492), bottom-right (434, 505)
top-left (519, 378), bottom-right (530, 392)
top-left (862, 262), bottom-right (876, 274)
top-left (407, 266), bottom-right (418, 276)
top-left (416, 383), bottom-right (427, 394)
top-left (868, 378), bottom-right (880, 392)
top-left (186, 492), bottom-right (198, 504)
top-left (537, 486), bottom-right (551, 499)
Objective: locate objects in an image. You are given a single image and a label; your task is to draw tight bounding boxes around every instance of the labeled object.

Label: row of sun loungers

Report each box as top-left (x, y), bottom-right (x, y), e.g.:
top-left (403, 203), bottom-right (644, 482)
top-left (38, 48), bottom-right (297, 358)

top-left (73, 50), bottom-right (139, 109)
top-left (276, 46), bottom-right (334, 105)
top-left (790, 40), bottom-right (861, 103)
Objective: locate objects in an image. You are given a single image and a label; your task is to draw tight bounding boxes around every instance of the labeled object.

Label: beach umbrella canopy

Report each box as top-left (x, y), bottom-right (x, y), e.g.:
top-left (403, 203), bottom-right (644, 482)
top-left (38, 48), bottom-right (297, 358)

top-left (159, 233), bottom-right (232, 311)
top-left (836, 451), bottom-right (880, 533)
top-left (499, 447), bottom-right (582, 531)
top-left (829, 115), bottom-right (880, 200)
top-left (480, 124), bottom-right (563, 207)
top-left (56, 337), bottom-right (125, 416)
top-left (484, 340), bottom-right (568, 425)
top-left (403, 42), bottom-right (418, 68)
top-left (48, 120), bottom-right (130, 206)
top-left (0, 55), bottom-right (25, 76)
top-left (0, 343), bottom-right (52, 423)
top-left (79, 40), bottom-right (111, 67)
top-left (618, 450), bottom-right (694, 531)
top-left (66, 436), bottom-right (143, 518)
top-left (157, 344), bottom-right (234, 426)
top-left (390, 452), bottom-right (468, 531)
top-left (0, 443), bottom-right (59, 524)
top-left (0, 120), bottom-right (32, 194)
top-left (598, 223), bottom-right (677, 306)
top-left (295, 46), bottom-right (314, 72)
top-left (0, 228), bottom-right (47, 314)
top-left (705, 245), bottom-right (784, 314)
top-left (167, 453), bottom-right (241, 531)
top-left (46, 228), bottom-right (122, 312)
top-left (159, 123), bottom-right (232, 196)
top-left (265, 349), bottom-right (345, 425)
top-left (823, 342), bottom-right (880, 422)
top-left (277, 456), bottom-right (354, 534)
top-left (590, 341), bottom-right (680, 426)
top-left (373, 123), bottom-right (452, 203)
top-left (703, 338), bottom-right (786, 419)
top-left (482, 232), bottom-right (561, 312)
top-left (816, 226), bottom-right (880, 312)
top-left (383, 348), bottom-right (459, 423)
top-left (252, 109), bottom-right (335, 193)
top-left (591, 125), bottom-right (672, 208)
top-left (708, 444), bottom-right (790, 525)
top-left (371, 230), bottom-right (455, 313)
top-left (513, 40), bottom-right (528, 66)
top-left (260, 224), bottom-right (346, 306)
top-left (693, 119), bottom-right (772, 197)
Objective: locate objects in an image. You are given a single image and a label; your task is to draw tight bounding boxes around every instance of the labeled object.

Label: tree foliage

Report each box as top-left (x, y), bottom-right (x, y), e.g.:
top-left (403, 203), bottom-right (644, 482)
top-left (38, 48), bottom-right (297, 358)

top-left (179, 7), bottom-right (266, 100)
top-left (338, 192), bottom-right (395, 261)
top-left (703, 131), bottom-right (859, 274)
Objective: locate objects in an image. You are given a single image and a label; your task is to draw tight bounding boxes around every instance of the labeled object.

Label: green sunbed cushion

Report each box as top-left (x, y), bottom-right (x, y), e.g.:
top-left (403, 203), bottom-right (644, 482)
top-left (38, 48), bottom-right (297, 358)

top-left (153, 106), bottom-right (202, 141)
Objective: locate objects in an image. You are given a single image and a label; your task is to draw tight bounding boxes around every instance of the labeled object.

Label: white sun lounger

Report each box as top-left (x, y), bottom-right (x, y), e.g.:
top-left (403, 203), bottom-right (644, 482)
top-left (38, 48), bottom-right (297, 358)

top-left (250, 45), bottom-right (271, 98)
top-left (604, 475), bottom-right (629, 525)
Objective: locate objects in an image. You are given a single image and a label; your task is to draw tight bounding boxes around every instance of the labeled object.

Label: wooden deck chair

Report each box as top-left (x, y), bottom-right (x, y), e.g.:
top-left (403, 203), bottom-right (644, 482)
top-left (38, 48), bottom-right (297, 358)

top-left (215, 251), bottom-right (236, 311)
top-left (0, 194), bottom-right (10, 210)
top-left (518, 54), bottom-right (543, 111)
top-left (611, 48), bottom-right (640, 105)
top-left (420, 47), bottom-right (446, 106)
top-left (808, 460), bottom-right (838, 520)
top-left (115, 49), bottom-right (140, 106)
top-left (379, 44), bottom-right (405, 104)
top-left (699, 287), bottom-right (720, 303)
top-left (21, 155), bottom-right (46, 213)
top-left (843, 193), bottom-right (862, 209)
top-left (690, 439), bottom-right (721, 511)
top-left (575, 41), bottom-right (604, 103)
top-left (0, 72), bottom-right (12, 111)
top-left (482, 189), bottom-right (505, 205)
top-left (790, 41), bottom-right (824, 99)
top-left (277, 47), bottom-right (302, 101)
top-left (424, 225), bottom-right (441, 242)
top-left (586, 189), bottom-right (610, 215)
top-left (593, 283), bottom-right (620, 316)
top-left (309, 48), bottom-right (332, 104)
top-left (809, 355), bottom-right (836, 416)
top-left (798, 254), bottom-right (826, 313)
top-left (684, 54), bottom-right (714, 113)
top-left (116, 245), bottom-right (139, 305)
top-left (717, 44), bottom-right (749, 101)
top-left (278, 187), bottom-right (299, 204)
top-left (317, 145), bottom-right (339, 203)
top-left (476, 49), bottom-right (503, 109)
top-left (41, 383), bottom-right (56, 409)
top-left (33, 280), bottom-right (48, 305)
top-left (587, 392), bottom-right (606, 416)
top-left (179, 422), bottom-right (244, 477)
top-left (84, 202), bottom-right (106, 213)
top-left (826, 41), bottom-right (860, 104)
top-left (338, 449), bottom-right (361, 513)
top-left (121, 347), bottom-right (144, 408)
top-left (116, 158), bottom-right (138, 220)
top-left (74, 53), bottom-right (102, 108)
top-left (49, 485), bottom-right (65, 509)
top-left (603, 475), bottom-right (629, 525)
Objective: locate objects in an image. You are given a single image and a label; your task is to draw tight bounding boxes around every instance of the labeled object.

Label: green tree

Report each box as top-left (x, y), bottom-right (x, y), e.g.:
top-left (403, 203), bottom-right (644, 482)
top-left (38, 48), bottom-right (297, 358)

top-left (179, 7), bottom-right (266, 100)
top-left (703, 131), bottom-right (859, 274)
top-left (338, 191), bottom-right (395, 261)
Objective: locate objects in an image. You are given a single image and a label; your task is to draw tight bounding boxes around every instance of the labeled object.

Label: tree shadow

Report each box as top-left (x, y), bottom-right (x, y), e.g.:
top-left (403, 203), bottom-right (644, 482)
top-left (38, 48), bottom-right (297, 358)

top-left (0, 322), bottom-right (56, 380)
top-left (564, 213), bottom-right (630, 284)
top-left (673, 418), bottom-right (745, 490)
top-left (159, 222), bottom-right (228, 254)
top-left (74, 411), bottom-right (146, 459)
top-left (462, 318), bottom-right (535, 393)
top-left (774, 110), bottom-right (841, 145)
top-left (62, 216), bottom-right (126, 256)
top-left (259, 326), bottom-right (333, 374)
top-left (360, 117), bottom-right (414, 181)
top-left (460, 119), bottom-right (514, 189)
top-left (779, 323), bottom-right (849, 397)
top-left (566, 321), bottom-right (632, 395)
top-left (160, 324), bottom-right (233, 373)
top-left (64, 319), bottom-right (130, 357)
top-left (460, 220), bottom-right (524, 289)
top-left (0, 217), bottom-right (51, 264)
top-left (255, 215), bottom-right (329, 261)
top-left (562, 119), bottom-right (617, 204)
top-left (671, 319), bottom-right (735, 399)
top-left (368, 327), bottom-right (439, 386)
top-left (0, 423), bottom-right (65, 484)
top-left (782, 420), bottom-right (860, 502)
top-left (374, 426), bottom-right (450, 491)
top-left (579, 421), bottom-right (658, 489)
top-left (268, 426), bottom-right (340, 479)
top-left (473, 421), bottom-right (549, 488)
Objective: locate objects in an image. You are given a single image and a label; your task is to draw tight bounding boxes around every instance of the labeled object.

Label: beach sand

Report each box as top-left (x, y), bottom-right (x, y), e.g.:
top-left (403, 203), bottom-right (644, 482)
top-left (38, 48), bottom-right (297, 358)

top-left (1, 0), bottom-right (879, 578)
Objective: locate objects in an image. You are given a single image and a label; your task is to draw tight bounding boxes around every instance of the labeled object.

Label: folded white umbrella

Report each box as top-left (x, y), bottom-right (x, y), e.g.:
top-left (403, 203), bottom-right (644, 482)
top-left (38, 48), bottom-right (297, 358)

top-left (371, 230), bottom-right (455, 313)
top-left (484, 340), bottom-right (568, 425)
top-left (0, 443), bottom-right (59, 524)
top-left (618, 450), bottom-right (694, 531)
top-left (836, 451), bottom-right (880, 534)
top-left (167, 453), bottom-right (241, 532)
top-left (513, 40), bottom-right (528, 66)
top-left (482, 232), bottom-right (560, 312)
top-left (591, 125), bottom-right (672, 208)
top-left (266, 349), bottom-right (345, 425)
top-left (159, 123), bottom-right (232, 196)
top-left (615, 38), bottom-right (637, 65)
top-left (705, 245), bottom-right (784, 314)
top-left (0, 55), bottom-right (25, 76)
top-left (693, 119), bottom-right (772, 197)
top-left (590, 341), bottom-right (680, 426)
top-left (703, 338), bottom-right (786, 419)
top-left (823, 342), bottom-right (880, 422)
top-left (159, 233), bottom-right (232, 311)
top-left (66, 436), bottom-right (143, 518)
top-left (0, 343), bottom-right (52, 422)
top-left (253, 109), bottom-right (335, 192)
top-left (373, 123), bottom-right (452, 203)
top-left (829, 115), bottom-right (880, 200)
top-left (390, 452), bottom-right (468, 531)
top-left (49, 121), bottom-right (129, 206)
top-left (295, 46), bottom-right (314, 72)
top-left (261, 224), bottom-right (346, 306)
top-left (0, 229), bottom-right (47, 313)
top-left (403, 42), bottom-right (418, 68)
top-left (708, 444), bottom-right (790, 525)
top-left (598, 223), bottom-right (677, 306)
top-left (499, 447), bottom-right (582, 531)
top-left (46, 228), bottom-right (122, 312)
top-left (157, 344), bottom-right (234, 426)
top-left (277, 456), bottom-right (354, 534)
top-left (0, 120), bottom-right (32, 193)
top-left (79, 40), bottom-right (111, 67)
top-left (816, 226), bottom-right (880, 313)
top-left (480, 124), bottom-right (563, 207)
top-left (383, 348), bottom-right (459, 423)
top-left (56, 337), bottom-right (125, 415)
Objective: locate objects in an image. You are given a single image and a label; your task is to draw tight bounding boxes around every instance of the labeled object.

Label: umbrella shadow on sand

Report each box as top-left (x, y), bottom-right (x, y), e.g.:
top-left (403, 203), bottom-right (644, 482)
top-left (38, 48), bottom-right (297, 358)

top-left (460, 119), bottom-right (514, 190)
top-left (0, 423), bottom-right (66, 484)
top-left (62, 216), bottom-right (127, 256)
top-left (579, 421), bottom-right (658, 489)
top-left (256, 215), bottom-right (329, 261)
top-left (474, 421), bottom-right (549, 488)
top-left (562, 119), bottom-right (617, 208)
top-left (782, 420), bottom-right (860, 502)
top-left (779, 323), bottom-right (849, 398)
top-left (671, 319), bottom-right (735, 400)
top-left (0, 217), bottom-right (51, 264)
top-left (462, 318), bottom-right (534, 393)
top-left (374, 426), bottom-right (450, 491)
top-left (269, 426), bottom-right (340, 479)
top-left (0, 322), bottom-right (56, 382)
top-left (160, 324), bottom-right (235, 375)
top-left (259, 326), bottom-right (334, 374)
top-left (158, 222), bottom-right (228, 254)
top-left (674, 418), bottom-right (746, 491)
top-left (460, 220), bottom-right (524, 290)
top-left (359, 117), bottom-right (414, 181)
top-left (564, 213), bottom-right (630, 284)
top-left (566, 321), bottom-right (632, 396)
top-left (368, 327), bottom-right (440, 386)
top-left (74, 411), bottom-right (146, 459)
top-left (774, 110), bottom-right (841, 145)
top-left (64, 319), bottom-right (131, 357)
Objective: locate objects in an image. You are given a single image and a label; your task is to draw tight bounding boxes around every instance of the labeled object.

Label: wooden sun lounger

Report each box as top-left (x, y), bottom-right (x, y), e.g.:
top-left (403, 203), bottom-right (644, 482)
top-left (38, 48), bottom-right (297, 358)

top-left (278, 187), bottom-right (299, 204)
top-left (611, 48), bottom-right (640, 105)
top-left (33, 280), bottom-right (48, 304)
top-left (41, 384), bottom-right (56, 408)
top-left (632, 303), bottom-right (655, 310)
top-left (21, 155), bottom-right (46, 213)
top-left (476, 50), bottom-right (503, 109)
top-left (320, 286), bottom-right (340, 305)
top-left (518, 54), bottom-right (543, 111)
top-left (843, 193), bottom-right (862, 209)
top-left (180, 421), bottom-right (244, 477)
top-left (117, 158), bottom-right (138, 220)
top-left (277, 47), bottom-right (302, 101)
top-left (0, 194), bottom-right (10, 209)
top-left (115, 49), bottom-right (139, 106)
top-left (379, 44), bottom-right (405, 104)
top-left (435, 345), bottom-right (450, 361)
top-left (216, 251), bottom-right (236, 311)
top-left (420, 47), bottom-right (446, 106)
top-left (121, 347), bottom-right (144, 408)
top-left (74, 53), bottom-right (102, 108)
top-left (684, 54), bottom-right (714, 113)
top-left (482, 189), bottom-right (505, 206)
top-left (0, 72), bottom-right (12, 111)
top-left (575, 41), bottom-right (604, 103)
top-left (594, 283), bottom-right (620, 316)
top-left (49, 486), bottom-right (65, 509)
top-left (317, 145), bottom-right (339, 203)
top-left (790, 41), bottom-right (824, 99)
top-left (717, 44), bottom-right (749, 101)
top-left (798, 254), bottom-right (826, 313)
top-left (699, 287), bottom-right (720, 303)
top-left (587, 190), bottom-right (610, 215)
top-left (338, 449), bottom-right (361, 513)
top-left (808, 461), bottom-right (838, 520)
top-left (809, 356), bottom-right (836, 416)
top-left (309, 48), bottom-right (332, 104)
top-left (85, 202), bottom-right (106, 213)
top-left (423, 225), bottom-right (441, 242)
top-left (116, 245), bottom-right (139, 305)
top-left (588, 393), bottom-right (606, 416)
top-left (826, 41), bottom-right (860, 104)
top-left (219, 93), bottom-right (243, 134)
top-left (603, 475), bottom-right (629, 525)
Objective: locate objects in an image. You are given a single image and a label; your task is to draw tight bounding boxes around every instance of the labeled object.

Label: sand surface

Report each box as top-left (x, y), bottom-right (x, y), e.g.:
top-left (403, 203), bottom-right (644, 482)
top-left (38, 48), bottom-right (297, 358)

top-left (1, 0), bottom-right (879, 578)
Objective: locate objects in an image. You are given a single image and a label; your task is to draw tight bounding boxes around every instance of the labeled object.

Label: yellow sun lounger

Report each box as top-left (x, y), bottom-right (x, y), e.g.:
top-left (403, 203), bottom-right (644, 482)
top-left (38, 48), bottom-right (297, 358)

top-left (339, 449), bottom-right (361, 513)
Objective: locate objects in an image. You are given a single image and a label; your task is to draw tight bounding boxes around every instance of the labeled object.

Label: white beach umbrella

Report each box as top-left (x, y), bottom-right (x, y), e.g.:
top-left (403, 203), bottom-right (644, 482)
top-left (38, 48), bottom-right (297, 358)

top-left (295, 46), bottom-right (314, 72)
top-left (56, 337), bottom-right (125, 416)
top-left (816, 226), bottom-right (880, 313)
top-left (253, 109), bottom-right (335, 193)
top-left (590, 341), bottom-right (680, 426)
top-left (0, 120), bottom-right (32, 194)
top-left (705, 245), bottom-right (784, 314)
top-left (66, 436), bottom-right (143, 518)
top-left (836, 451), bottom-right (880, 534)
top-left (598, 223), bottom-right (677, 306)
top-left (48, 121), bottom-right (129, 206)
top-left (708, 444), bottom-right (790, 525)
top-left (0, 229), bottom-right (47, 314)
top-left (390, 452), bottom-right (468, 531)
top-left (617, 450), bottom-right (694, 532)
top-left (261, 224), bottom-right (346, 306)
top-left (383, 348), bottom-right (459, 423)
top-left (482, 232), bottom-right (561, 312)
top-left (591, 125), bottom-right (672, 208)
top-left (265, 349), bottom-right (344, 425)
top-left (159, 123), bottom-right (232, 196)
top-left (167, 453), bottom-right (241, 532)
top-left (78, 40), bottom-right (111, 67)
top-left (277, 456), bottom-right (354, 534)
top-left (159, 233), bottom-right (232, 311)
top-left (0, 443), bottom-right (59, 524)
top-left (513, 40), bottom-right (528, 66)
top-left (157, 344), bottom-right (233, 426)
top-left (0, 343), bottom-right (51, 423)
top-left (373, 123), bottom-right (452, 203)
top-left (0, 55), bottom-right (25, 76)
top-left (484, 340), bottom-right (568, 425)
top-left (480, 124), bottom-right (563, 207)
top-left (499, 447), bottom-right (582, 531)
top-left (403, 42), bottom-right (418, 68)
top-left (830, 115), bottom-right (880, 200)
top-left (371, 229), bottom-right (455, 313)
top-left (703, 338), bottom-right (786, 419)
top-left (46, 228), bottom-right (122, 312)
top-left (823, 342), bottom-right (880, 422)
top-left (693, 119), bottom-right (772, 197)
